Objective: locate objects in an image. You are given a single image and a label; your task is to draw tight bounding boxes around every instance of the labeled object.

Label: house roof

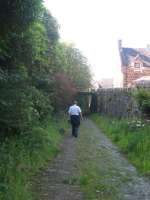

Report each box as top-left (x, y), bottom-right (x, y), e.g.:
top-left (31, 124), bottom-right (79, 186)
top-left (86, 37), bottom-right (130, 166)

top-left (120, 47), bottom-right (150, 67)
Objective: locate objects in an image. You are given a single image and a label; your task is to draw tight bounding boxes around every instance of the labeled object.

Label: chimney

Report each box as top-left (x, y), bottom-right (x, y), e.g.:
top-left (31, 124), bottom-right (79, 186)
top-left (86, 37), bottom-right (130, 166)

top-left (118, 40), bottom-right (122, 50)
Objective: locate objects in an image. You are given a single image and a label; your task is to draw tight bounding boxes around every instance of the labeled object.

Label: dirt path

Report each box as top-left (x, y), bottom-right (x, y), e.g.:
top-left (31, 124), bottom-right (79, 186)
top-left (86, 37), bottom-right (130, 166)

top-left (33, 134), bottom-right (84, 200)
top-left (34, 119), bottom-right (150, 200)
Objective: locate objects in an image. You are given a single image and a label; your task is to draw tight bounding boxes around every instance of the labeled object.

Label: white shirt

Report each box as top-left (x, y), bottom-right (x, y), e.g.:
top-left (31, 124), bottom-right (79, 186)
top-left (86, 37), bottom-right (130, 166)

top-left (68, 104), bottom-right (81, 116)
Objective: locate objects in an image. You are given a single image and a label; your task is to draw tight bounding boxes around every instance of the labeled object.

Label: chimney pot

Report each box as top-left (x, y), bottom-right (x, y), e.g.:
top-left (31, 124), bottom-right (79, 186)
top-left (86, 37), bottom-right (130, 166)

top-left (118, 40), bottom-right (122, 49)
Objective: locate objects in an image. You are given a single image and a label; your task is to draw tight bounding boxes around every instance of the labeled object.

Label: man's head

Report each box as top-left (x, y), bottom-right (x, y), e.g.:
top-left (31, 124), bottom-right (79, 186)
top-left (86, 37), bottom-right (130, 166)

top-left (74, 100), bottom-right (78, 105)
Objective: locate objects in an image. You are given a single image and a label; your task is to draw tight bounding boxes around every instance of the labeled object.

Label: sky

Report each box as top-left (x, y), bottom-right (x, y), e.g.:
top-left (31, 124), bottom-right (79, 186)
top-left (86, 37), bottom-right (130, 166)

top-left (44, 0), bottom-right (150, 87)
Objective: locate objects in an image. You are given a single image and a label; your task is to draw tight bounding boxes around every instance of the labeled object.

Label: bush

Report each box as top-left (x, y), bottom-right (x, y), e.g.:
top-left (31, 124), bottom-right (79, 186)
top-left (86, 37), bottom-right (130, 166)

top-left (134, 88), bottom-right (150, 117)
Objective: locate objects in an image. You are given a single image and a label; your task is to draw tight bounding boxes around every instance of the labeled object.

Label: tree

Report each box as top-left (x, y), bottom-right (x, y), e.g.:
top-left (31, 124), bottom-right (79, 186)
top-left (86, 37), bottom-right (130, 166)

top-left (54, 43), bottom-right (92, 91)
top-left (0, 0), bottom-right (43, 35)
top-left (52, 72), bottom-right (77, 111)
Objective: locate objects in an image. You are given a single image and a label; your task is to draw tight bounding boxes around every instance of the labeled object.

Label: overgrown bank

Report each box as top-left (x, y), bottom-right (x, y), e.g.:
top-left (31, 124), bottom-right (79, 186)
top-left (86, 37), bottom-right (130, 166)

top-left (0, 117), bottom-right (67, 200)
top-left (91, 114), bottom-right (150, 176)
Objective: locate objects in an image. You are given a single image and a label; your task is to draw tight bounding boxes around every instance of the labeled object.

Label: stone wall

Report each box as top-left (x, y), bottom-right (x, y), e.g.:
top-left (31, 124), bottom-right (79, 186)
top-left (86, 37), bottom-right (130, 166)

top-left (97, 88), bottom-right (140, 118)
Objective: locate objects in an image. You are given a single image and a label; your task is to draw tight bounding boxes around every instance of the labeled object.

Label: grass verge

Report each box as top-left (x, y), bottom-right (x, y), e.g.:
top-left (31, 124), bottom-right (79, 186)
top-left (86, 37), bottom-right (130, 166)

top-left (91, 114), bottom-right (150, 176)
top-left (0, 116), bottom-right (68, 200)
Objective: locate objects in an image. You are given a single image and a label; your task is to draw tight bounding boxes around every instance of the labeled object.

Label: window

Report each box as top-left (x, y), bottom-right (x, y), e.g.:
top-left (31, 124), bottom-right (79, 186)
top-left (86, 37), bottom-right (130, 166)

top-left (134, 63), bottom-right (140, 68)
top-left (134, 62), bottom-right (143, 72)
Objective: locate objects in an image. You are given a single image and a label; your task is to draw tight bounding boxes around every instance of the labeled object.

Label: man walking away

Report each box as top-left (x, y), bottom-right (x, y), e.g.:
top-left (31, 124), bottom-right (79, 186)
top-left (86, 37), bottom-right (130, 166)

top-left (68, 101), bottom-right (83, 137)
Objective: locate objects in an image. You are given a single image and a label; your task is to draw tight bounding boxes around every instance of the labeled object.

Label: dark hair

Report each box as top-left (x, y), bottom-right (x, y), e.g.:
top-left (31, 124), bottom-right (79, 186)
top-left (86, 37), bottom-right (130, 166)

top-left (74, 100), bottom-right (78, 104)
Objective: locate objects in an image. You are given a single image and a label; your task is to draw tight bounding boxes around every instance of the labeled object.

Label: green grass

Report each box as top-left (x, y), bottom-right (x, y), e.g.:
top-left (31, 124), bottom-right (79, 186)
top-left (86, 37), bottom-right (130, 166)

top-left (0, 117), bottom-right (68, 200)
top-left (91, 114), bottom-right (150, 176)
top-left (78, 163), bottom-right (119, 200)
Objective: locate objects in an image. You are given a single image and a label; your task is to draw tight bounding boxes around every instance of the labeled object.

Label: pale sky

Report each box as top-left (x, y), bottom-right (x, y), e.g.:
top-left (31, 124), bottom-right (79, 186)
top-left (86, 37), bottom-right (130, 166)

top-left (44, 0), bottom-right (150, 87)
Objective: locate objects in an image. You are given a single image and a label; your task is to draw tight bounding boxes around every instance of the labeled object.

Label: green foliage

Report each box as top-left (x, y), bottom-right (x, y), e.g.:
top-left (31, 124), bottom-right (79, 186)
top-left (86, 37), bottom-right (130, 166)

top-left (91, 114), bottom-right (150, 176)
top-left (42, 8), bottom-right (59, 44)
top-left (51, 72), bottom-right (77, 111)
top-left (24, 22), bottom-right (49, 65)
top-left (0, 0), bottom-right (43, 35)
top-left (0, 0), bottom-right (91, 137)
top-left (0, 69), bottom-right (33, 134)
top-left (62, 44), bottom-right (92, 91)
top-left (49, 43), bottom-right (91, 90)
top-left (0, 67), bottom-right (53, 135)
top-left (133, 88), bottom-right (150, 116)
top-left (0, 118), bottom-right (67, 200)
top-left (0, 1), bottom-right (92, 199)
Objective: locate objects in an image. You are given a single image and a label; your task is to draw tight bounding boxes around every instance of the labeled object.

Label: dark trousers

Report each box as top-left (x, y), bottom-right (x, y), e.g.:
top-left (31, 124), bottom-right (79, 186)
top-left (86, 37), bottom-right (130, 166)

top-left (70, 115), bottom-right (80, 137)
top-left (72, 124), bottom-right (79, 137)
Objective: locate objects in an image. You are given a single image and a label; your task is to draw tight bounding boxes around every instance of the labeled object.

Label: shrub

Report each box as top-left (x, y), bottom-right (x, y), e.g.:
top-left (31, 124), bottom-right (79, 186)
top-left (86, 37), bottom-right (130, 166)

top-left (134, 88), bottom-right (150, 117)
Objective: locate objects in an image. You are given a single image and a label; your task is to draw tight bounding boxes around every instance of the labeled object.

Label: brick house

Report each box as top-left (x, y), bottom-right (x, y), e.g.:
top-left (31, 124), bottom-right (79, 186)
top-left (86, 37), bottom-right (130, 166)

top-left (119, 40), bottom-right (150, 87)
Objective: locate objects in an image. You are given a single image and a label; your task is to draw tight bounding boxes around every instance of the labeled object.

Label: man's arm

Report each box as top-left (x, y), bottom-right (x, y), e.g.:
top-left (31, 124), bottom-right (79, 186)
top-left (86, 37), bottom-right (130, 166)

top-left (68, 107), bottom-right (71, 118)
top-left (80, 111), bottom-right (83, 120)
top-left (78, 107), bottom-right (83, 120)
